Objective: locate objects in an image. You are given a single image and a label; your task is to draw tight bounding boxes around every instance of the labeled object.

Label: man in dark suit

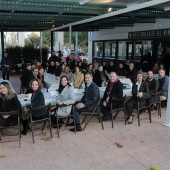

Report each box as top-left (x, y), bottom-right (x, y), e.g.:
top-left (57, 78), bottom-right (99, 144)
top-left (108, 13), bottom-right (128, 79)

top-left (21, 64), bottom-right (33, 90)
top-left (125, 63), bottom-right (137, 83)
top-left (1, 52), bottom-right (12, 80)
top-left (70, 72), bottom-right (100, 132)
top-left (158, 69), bottom-right (169, 101)
top-left (47, 61), bottom-right (56, 74)
top-left (100, 72), bottom-right (123, 121)
top-left (146, 71), bottom-right (159, 104)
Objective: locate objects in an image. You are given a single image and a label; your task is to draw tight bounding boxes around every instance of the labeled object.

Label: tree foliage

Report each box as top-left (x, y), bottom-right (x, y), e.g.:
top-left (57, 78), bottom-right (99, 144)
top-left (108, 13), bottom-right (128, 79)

top-left (64, 32), bottom-right (88, 52)
top-left (4, 32), bottom-right (17, 47)
top-left (25, 33), bottom-right (40, 48)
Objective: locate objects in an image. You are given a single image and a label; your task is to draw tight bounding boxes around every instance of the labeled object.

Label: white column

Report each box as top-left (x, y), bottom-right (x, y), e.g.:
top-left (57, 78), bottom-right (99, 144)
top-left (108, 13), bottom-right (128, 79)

top-left (88, 31), bottom-right (93, 63)
top-left (40, 32), bottom-right (42, 63)
top-left (0, 33), bottom-right (2, 61)
top-left (162, 69), bottom-right (170, 126)
top-left (17, 32), bottom-right (19, 46)
top-left (69, 26), bottom-right (72, 54)
top-left (55, 32), bottom-right (64, 51)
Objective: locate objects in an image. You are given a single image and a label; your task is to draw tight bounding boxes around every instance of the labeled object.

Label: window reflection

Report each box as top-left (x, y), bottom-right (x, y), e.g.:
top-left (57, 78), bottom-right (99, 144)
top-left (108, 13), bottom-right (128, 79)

top-left (94, 42), bottom-right (103, 57)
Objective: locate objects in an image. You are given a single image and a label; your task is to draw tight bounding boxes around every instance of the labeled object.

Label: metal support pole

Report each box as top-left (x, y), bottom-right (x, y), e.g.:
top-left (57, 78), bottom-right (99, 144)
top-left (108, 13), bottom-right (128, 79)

top-left (51, 31), bottom-right (54, 55)
top-left (40, 32), bottom-right (42, 63)
top-left (17, 32), bottom-right (19, 46)
top-left (162, 68), bottom-right (170, 127)
top-left (69, 26), bottom-right (72, 54)
top-left (75, 32), bottom-right (78, 60)
top-left (1, 32), bottom-right (4, 60)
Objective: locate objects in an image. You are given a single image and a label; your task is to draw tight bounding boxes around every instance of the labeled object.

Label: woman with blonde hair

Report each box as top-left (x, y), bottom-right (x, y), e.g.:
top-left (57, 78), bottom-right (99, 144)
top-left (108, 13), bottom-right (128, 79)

top-left (0, 82), bottom-right (21, 126)
top-left (73, 66), bottom-right (84, 89)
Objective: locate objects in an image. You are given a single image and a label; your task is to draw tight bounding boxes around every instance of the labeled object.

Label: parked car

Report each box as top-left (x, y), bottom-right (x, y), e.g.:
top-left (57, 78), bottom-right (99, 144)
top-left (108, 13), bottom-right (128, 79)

top-left (63, 51), bottom-right (87, 62)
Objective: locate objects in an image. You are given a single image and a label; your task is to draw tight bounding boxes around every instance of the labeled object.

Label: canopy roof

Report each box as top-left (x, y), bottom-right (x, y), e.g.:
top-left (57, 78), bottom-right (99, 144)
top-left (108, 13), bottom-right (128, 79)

top-left (0, 0), bottom-right (170, 31)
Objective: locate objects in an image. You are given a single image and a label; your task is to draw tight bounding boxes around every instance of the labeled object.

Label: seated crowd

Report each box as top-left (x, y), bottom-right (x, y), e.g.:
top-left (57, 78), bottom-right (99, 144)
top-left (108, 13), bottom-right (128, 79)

top-left (0, 52), bottom-right (169, 136)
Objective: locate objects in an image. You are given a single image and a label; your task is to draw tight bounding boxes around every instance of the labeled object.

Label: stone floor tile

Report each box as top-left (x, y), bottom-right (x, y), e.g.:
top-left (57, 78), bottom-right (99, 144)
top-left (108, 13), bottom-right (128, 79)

top-left (0, 75), bottom-right (169, 170)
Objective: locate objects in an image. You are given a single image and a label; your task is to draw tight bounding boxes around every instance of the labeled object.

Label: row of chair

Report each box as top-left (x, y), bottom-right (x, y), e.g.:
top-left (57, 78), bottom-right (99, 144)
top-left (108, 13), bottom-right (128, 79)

top-left (111, 90), bottom-right (167, 127)
top-left (0, 90), bottom-right (167, 147)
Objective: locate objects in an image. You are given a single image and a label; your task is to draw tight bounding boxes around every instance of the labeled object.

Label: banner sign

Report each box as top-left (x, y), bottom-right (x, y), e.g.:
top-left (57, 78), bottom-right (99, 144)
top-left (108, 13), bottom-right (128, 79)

top-left (128, 29), bottom-right (170, 39)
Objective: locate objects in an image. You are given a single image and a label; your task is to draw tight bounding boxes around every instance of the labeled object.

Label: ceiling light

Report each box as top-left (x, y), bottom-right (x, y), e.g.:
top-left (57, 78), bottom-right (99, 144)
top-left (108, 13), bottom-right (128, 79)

top-left (79, 0), bottom-right (91, 5)
top-left (164, 6), bottom-right (170, 11)
top-left (108, 8), bottom-right (112, 12)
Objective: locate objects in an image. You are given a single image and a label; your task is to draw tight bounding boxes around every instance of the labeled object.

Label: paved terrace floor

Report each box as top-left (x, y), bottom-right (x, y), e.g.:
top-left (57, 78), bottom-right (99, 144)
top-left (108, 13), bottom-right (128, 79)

top-left (0, 75), bottom-right (170, 170)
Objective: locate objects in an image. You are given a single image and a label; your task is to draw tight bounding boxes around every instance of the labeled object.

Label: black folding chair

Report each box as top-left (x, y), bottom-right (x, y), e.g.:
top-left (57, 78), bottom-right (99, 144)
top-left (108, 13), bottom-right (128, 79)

top-left (80, 98), bottom-right (104, 131)
top-left (30, 104), bottom-right (52, 143)
top-left (111, 95), bottom-right (126, 128)
top-left (150, 91), bottom-right (162, 118)
top-left (137, 96), bottom-right (151, 126)
top-left (0, 110), bottom-right (21, 148)
top-left (52, 103), bottom-right (76, 138)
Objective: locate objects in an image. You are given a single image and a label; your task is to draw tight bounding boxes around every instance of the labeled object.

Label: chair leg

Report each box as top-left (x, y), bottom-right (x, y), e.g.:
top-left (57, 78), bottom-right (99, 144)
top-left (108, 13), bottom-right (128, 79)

top-left (113, 110), bottom-right (119, 120)
top-left (98, 108), bottom-right (104, 130)
top-left (83, 114), bottom-right (93, 131)
top-left (66, 116), bottom-right (70, 127)
top-left (56, 115), bottom-right (60, 138)
top-left (81, 115), bottom-right (87, 125)
top-left (158, 103), bottom-right (161, 118)
top-left (124, 110), bottom-right (126, 125)
top-left (31, 123), bottom-right (35, 143)
top-left (149, 107), bottom-right (151, 123)
top-left (48, 120), bottom-right (53, 138)
top-left (111, 111), bottom-right (114, 129)
top-left (138, 111), bottom-right (140, 126)
top-left (42, 120), bottom-right (46, 131)
top-left (18, 118), bottom-right (21, 148)
top-left (73, 114), bottom-right (76, 134)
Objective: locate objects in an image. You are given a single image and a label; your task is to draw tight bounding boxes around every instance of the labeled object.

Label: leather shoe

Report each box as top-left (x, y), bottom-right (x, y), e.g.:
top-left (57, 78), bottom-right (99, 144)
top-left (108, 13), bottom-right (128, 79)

top-left (70, 127), bottom-right (82, 132)
top-left (67, 122), bottom-right (74, 126)
top-left (102, 116), bottom-right (111, 122)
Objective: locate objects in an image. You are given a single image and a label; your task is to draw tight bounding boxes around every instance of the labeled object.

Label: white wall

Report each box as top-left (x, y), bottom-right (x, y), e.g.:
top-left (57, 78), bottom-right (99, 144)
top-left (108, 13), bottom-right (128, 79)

top-left (88, 19), bottom-right (170, 61)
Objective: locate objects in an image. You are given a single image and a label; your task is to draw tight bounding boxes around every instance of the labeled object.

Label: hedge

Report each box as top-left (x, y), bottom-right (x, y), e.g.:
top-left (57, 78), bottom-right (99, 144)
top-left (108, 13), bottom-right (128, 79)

top-left (5, 46), bottom-right (48, 64)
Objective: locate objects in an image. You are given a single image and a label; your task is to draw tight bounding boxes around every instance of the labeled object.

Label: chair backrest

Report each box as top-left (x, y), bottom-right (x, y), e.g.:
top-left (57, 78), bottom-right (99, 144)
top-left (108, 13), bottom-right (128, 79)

top-left (92, 98), bottom-right (101, 113)
top-left (0, 110), bottom-right (19, 116)
top-left (111, 95), bottom-right (126, 110)
top-left (48, 85), bottom-right (59, 92)
top-left (137, 95), bottom-right (151, 109)
top-left (30, 105), bottom-right (49, 111)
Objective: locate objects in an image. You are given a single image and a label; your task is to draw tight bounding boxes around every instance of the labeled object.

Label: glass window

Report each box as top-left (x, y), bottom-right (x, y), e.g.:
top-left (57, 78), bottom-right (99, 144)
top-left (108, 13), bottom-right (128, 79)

top-left (134, 41), bottom-right (153, 61)
top-left (105, 42), bottom-right (111, 57)
top-left (111, 42), bottom-right (116, 58)
top-left (94, 42), bottom-right (103, 58)
top-left (118, 41), bottom-right (126, 60)
top-left (104, 41), bottom-right (116, 58)
top-left (135, 42), bottom-right (142, 61)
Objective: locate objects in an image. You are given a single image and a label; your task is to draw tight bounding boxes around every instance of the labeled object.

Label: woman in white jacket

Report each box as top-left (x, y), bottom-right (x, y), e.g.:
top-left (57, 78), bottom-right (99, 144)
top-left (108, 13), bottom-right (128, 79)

top-left (56, 76), bottom-right (75, 117)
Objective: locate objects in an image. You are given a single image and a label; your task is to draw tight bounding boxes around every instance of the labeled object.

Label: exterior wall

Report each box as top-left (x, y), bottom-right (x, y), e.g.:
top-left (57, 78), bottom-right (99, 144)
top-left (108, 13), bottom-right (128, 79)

top-left (90, 19), bottom-right (170, 42)
top-left (88, 19), bottom-right (170, 62)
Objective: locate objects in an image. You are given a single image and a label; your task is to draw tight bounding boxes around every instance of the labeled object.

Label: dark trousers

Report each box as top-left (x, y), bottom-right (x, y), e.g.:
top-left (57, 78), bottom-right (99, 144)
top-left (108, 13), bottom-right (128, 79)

top-left (100, 102), bottom-right (111, 117)
top-left (2, 68), bottom-right (10, 80)
top-left (125, 97), bottom-right (146, 117)
top-left (100, 101), bottom-right (122, 117)
top-left (74, 106), bottom-right (90, 124)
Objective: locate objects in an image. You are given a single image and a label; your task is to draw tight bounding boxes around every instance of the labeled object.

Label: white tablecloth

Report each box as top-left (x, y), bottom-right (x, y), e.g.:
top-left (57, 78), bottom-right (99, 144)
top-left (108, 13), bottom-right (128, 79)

top-left (19, 87), bottom-right (132, 107)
